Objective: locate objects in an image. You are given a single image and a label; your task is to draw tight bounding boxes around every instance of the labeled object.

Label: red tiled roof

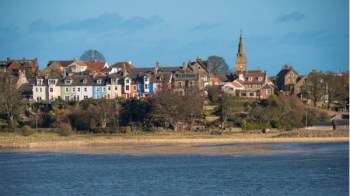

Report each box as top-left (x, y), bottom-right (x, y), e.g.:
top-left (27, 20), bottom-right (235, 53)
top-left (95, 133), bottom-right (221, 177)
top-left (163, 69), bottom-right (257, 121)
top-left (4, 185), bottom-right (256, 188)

top-left (244, 70), bottom-right (266, 84)
top-left (231, 80), bottom-right (244, 88)
top-left (84, 61), bottom-right (106, 72)
top-left (7, 61), bottom-right (21, 70)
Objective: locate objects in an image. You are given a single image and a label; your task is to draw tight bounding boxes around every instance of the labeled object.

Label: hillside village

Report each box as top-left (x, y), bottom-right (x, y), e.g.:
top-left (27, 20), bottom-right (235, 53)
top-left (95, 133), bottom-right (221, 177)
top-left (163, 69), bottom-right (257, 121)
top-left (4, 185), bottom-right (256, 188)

top-left (0, 32), bottom-right (348, 132)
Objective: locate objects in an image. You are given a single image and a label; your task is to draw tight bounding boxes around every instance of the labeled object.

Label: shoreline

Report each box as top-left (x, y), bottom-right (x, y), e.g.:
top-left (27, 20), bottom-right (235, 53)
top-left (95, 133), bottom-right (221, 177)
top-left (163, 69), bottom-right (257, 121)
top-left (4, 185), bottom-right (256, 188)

top-left (0, 133), bottom-right (348, 154)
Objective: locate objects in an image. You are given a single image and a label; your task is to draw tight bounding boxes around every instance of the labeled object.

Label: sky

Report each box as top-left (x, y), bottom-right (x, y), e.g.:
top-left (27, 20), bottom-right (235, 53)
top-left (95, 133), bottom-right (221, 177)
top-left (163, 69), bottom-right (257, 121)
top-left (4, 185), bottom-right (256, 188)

top-left (0, 0), bottom-right (348, 75)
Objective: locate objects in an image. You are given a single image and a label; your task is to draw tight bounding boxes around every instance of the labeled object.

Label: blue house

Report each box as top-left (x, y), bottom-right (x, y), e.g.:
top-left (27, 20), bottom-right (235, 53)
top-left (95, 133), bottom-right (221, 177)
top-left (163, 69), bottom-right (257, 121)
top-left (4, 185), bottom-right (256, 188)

top-left (93, 77), bottom-right (106, 99)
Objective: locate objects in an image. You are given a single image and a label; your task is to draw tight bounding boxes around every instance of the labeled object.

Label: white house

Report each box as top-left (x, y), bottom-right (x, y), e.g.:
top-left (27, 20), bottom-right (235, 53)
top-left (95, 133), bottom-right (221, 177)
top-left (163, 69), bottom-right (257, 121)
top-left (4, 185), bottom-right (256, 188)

top-left (106, 74), bottom-right (122, 99)
top-left (222, 80), bottom-right (245, 95)
top-left (47, 76), bottom-right (61, 101)
top-left (32, 77), bottom-right (48, 102)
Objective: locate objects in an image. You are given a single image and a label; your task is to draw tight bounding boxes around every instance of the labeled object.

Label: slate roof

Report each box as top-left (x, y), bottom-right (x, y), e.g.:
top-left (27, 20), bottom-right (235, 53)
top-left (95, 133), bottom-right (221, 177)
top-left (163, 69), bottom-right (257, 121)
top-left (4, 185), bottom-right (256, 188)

top-left (46, 60), bottom-right (74, 68)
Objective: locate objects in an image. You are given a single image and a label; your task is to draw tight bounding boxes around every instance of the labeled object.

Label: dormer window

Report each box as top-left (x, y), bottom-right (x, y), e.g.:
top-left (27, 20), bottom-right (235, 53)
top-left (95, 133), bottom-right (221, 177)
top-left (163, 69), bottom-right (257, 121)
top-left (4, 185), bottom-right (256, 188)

top-left (144, 76), bottom-right (148, 82)
top-left (65, 79), bottom-right (72, 85)
top-left (97, 79), bottom-right (102, 84)
top-left (248, 77), bottom-right (253, 81)
top-left (125, 78), bottom-right (130, 84)
top-left (83, 79), bottom-right (87, 84)
top-left (258, 77), bottom-right (263, 81)
top-left (48, 79), bottom-right (56, 85)
top-left (37, 79), bottom-right (43, 85)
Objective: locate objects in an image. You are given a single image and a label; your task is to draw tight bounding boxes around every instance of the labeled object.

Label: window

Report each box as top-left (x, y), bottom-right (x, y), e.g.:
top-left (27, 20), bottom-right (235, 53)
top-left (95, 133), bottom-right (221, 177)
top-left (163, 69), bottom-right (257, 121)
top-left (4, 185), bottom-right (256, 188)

top-left (39, 87), bottom-right (42, 92)
top-left (257, 84), bottom-right (261, 88)
top-left (102, 87), bottom-right (106, 92)
top-left (133, 85), bottom-right (137, 91)
top-left (35, 87), bottom-right (38, 92)
top-left (37, 96), bottom-right (42, 101)
top-left (72, 87), bottom-right (75, 92)
top-left (97, 79), bottom-right (102, 84)
top-left (65, 80), bottom-right (72, 85)
top-left (248, 77), bottom-right (253, 81)
top-left (77, 87), bottom-right (81, 92)
top-left (84, 95), bottom-right (88, 100)
top-left (266, 89), bottom-right (270, 94)
top-left (83, 79), bottom-right (87, 84)
top-left (84, 87), bottom-right (87, 92)
top-left (37, 79), bottom-right (43, 85)
top-left (115, 86), bottom-right (118, 90)
top-left (258, 77), bottom-right (263, 81)
top-left (96, 87), bottom-right (99, 92)
top-left (50, 88), bottom-right (53, 93)
top-left (125, 78), bottom-right (130, 84)
top-left (249, 93), bottom-right (254, 97)
top-left (145, 84), bottom-right (149, 90)
top-left (178, 82), bottom-right (182, 87)
top-left (65, 96), bottom-right (69, 101)
top-left (65, 87), bottom-right (69, 92)
top-left (48, 79), bottom-right (56, 85)
top-left (144, 77), bottom-right (148, 82)
top-left (108, 86), bottom-right (111, 91)
top-left (126, 85), bottom-right (129, 91)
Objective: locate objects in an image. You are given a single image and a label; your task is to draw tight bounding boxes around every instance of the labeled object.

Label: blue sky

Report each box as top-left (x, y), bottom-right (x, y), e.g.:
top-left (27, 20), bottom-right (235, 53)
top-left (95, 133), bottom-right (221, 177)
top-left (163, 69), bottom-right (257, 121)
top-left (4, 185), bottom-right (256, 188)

top-left (0, 0), bottom-right (348, 75)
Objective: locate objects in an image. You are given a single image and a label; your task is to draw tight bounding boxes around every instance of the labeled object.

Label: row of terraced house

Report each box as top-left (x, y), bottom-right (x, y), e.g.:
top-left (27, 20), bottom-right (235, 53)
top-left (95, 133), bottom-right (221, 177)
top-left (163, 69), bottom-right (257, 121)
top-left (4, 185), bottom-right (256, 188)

top-left (1, 32), bottom-right (280, 103)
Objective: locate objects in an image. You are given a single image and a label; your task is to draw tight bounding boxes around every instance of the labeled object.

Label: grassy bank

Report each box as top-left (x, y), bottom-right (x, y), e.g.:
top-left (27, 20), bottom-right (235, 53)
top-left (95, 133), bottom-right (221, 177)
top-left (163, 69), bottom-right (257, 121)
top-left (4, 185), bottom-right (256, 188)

top-left (0, 129), bottom-right (348, 149)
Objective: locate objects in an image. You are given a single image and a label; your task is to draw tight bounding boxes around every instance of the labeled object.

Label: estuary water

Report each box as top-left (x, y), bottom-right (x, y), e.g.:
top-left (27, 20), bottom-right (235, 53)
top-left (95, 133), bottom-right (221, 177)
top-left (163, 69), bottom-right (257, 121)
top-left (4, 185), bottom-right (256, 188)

top-left (0, 142), bottom-right (348, 196)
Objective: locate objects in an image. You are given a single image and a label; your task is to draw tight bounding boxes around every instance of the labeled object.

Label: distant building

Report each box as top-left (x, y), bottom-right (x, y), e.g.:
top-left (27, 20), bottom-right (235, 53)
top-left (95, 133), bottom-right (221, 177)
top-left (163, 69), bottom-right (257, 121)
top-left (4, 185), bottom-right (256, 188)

top-left (275, 65), bottom-right (299, 94)
top-left (234, 31), bottom-right (247, 73)
top-left (0, 57), bottom-right (39, 78)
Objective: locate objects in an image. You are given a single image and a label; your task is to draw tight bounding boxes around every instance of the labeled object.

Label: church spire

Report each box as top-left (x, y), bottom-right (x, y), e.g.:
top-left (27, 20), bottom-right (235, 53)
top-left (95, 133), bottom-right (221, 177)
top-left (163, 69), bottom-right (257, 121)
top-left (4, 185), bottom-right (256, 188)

top-left (234, 30), bottom-right (247, 73)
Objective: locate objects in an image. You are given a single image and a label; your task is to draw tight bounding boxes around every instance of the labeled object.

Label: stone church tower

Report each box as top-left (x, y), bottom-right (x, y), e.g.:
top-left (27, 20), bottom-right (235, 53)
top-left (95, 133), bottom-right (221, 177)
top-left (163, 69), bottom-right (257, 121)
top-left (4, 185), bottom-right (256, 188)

top-left (234, 31), bottom-right (247, 73)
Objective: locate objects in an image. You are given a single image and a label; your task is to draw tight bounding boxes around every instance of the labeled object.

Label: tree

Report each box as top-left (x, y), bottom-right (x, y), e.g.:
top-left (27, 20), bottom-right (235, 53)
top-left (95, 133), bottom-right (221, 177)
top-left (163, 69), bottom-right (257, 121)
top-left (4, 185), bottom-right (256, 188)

top-left (0, 73), bottom-right (23, 129)
top-left (207, 56), bottom-right (229, 75)
top-left (150, 84), bottom-right (204, 131)
top-left (79, 49), bottom-right (106, 62)
top-left (218, 93), bottom-right (240, 130)
top-left (324, 72), bottom-right (348, 109)
top-left (303, 70), bottom-right (326, 106)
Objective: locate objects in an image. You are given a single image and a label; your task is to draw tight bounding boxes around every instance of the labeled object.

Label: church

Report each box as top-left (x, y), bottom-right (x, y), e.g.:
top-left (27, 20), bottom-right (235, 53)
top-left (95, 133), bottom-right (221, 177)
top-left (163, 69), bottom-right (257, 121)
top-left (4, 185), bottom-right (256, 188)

top-left (222, 31), bottom-right (274, 99)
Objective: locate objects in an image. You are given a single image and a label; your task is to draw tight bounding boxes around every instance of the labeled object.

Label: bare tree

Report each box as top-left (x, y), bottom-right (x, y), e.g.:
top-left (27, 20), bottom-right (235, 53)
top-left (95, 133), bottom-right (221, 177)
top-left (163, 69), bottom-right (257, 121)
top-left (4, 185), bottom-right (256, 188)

top-left (80, 49), bottom-right (106, 62)
top-left (0, 73), bottom-right (23, 129)
top-left (207, 55), bottom-right (229, 75)
top-left (218, 93), bottom-right (241, 130)
top-left (324, 72), bottom-right (348, 109)
top-left (150, 83), bottom-right (204, 131)
top-left (303, 70), bottom-right (326, 106)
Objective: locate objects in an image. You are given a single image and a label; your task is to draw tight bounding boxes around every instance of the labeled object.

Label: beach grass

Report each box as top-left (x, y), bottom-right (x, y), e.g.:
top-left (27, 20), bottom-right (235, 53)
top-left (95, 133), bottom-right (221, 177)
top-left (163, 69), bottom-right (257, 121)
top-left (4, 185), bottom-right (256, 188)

top-left (0, 129), bottom-right (348, 149)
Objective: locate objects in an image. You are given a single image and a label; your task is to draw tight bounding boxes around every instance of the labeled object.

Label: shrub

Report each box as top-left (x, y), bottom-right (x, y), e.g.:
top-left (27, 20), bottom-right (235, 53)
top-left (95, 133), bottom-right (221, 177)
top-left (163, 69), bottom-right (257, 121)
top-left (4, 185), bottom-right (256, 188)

top-left (58, 122), bottom-right (73, 136)
top-left (20, 125), bottom-right (35, 136)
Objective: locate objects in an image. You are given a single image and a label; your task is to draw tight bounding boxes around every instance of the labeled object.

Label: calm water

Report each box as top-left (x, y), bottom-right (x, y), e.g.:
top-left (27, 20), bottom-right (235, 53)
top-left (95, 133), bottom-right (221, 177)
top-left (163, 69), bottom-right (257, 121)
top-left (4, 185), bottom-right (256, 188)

top-left (0, 142), bottom-right (348, 196)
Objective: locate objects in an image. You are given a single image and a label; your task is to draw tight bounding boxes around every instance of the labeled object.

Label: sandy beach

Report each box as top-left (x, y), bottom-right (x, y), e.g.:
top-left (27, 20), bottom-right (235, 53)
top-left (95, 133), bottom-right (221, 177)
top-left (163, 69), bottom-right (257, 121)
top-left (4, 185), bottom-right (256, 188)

top-left (0, 131), bottom-right (348, 154)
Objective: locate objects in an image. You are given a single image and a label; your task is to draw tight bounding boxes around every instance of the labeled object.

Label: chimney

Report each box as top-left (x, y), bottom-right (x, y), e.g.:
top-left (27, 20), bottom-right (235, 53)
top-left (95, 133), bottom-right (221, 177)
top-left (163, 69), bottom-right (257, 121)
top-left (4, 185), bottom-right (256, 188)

top-left (183, 62), bottom-right (187, 70)
top-left (239, 73), bottom-right (245, 81)
top-left (155, 61), bottom-right (160, 73)
top-left (123, 63), bottom-right (127, 77)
